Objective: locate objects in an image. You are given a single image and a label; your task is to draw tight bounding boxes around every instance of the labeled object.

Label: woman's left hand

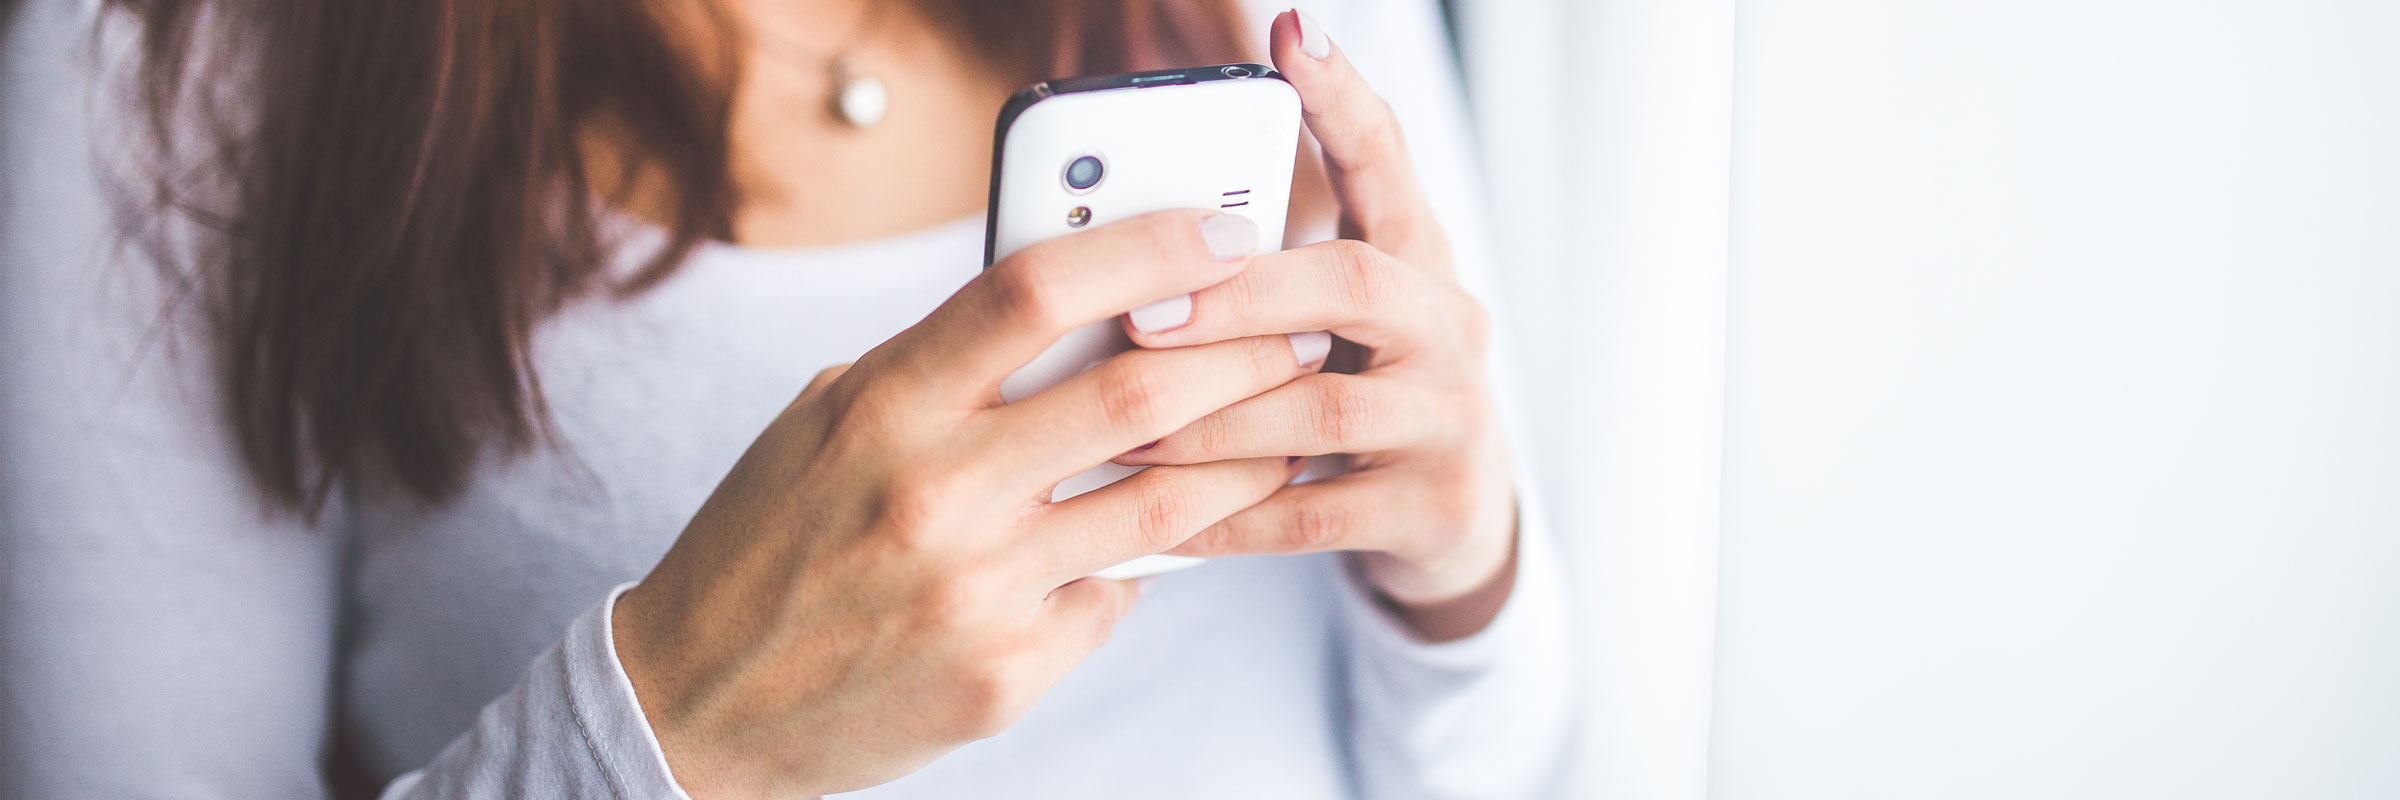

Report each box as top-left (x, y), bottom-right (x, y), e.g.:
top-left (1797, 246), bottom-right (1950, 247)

top-left (1113, 10), bottom-right (1518, 642)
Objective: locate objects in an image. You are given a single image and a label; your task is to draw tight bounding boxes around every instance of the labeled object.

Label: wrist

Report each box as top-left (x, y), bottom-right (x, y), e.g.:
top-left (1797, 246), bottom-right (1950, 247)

top-left (612, 585), bottom-right (794, 800)
top-left (1354, 533), bottom-right (1517, 642)
top-left (1354, 497), bottom-right (1520, 641)
top-left (1370, 448), bottom-right (1519, 596)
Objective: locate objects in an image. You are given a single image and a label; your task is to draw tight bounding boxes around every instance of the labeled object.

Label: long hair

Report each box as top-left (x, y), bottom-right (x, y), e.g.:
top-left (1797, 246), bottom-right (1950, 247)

top-left (107, 0), bottom-right (1251, 513)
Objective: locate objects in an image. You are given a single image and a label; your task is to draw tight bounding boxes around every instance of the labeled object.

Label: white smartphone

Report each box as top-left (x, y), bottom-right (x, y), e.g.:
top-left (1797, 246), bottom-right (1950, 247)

top-left (984, 64), bottom-right (1304, 580)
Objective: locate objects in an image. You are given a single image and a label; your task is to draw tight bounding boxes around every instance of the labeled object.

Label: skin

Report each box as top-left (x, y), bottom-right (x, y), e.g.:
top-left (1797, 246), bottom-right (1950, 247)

top-left (604, 0), bottom-right (1017, 246)
top-left (607, 6), bottom-right (1522, 797)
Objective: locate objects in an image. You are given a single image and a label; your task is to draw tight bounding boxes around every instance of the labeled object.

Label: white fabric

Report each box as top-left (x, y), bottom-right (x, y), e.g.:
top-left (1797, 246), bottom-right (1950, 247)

top-left (0, 0), bottom-right (1573, 798)
top-left (1451, 2), bottom-right (1732, 799)
top-left (1456, 1), bottom-right (2400, 799)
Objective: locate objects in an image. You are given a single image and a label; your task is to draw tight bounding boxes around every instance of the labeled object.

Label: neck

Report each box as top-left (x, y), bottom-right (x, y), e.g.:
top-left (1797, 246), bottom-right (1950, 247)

top-left (592, 0), bottom-right (1019, 249)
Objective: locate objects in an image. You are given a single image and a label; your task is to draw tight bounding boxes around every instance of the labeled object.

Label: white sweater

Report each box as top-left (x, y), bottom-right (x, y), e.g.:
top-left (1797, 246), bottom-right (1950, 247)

top-left (0, 0), bottom-right (1575, 797)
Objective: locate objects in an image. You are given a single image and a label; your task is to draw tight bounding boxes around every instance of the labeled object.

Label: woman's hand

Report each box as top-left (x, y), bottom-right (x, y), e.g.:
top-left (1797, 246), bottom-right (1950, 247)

top-left (612, 209), bottom-right (1318, 798)
top-left (1113, 11), bottom-right (1520, 642)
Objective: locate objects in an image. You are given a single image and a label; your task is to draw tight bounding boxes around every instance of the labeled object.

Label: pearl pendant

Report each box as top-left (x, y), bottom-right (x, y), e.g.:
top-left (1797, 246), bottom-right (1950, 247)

top-left (832, 59), bottom-right (887, 128)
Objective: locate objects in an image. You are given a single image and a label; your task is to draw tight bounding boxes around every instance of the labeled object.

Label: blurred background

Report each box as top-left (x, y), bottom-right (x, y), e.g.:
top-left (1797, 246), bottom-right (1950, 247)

top-left (1438, 0), bottom-right (2400, 798)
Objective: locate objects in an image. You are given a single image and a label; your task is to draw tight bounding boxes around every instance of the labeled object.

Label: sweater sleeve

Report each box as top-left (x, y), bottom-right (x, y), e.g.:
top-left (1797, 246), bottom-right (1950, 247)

top-left (1335, 498), bottom-right (1579, 800)
top-left (1, 4), bottom-right (690, 797)
top-left (379, 584), bottom-right (689, 800)
top-left (1279, 0), bottom-right (1581, 796)
top-left (2, 3), bottom-right (346, 797)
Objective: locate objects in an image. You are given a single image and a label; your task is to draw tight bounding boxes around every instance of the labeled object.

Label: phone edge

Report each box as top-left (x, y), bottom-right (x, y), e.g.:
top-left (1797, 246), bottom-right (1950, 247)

top-left (980, 64), bottom-right (1283, 268)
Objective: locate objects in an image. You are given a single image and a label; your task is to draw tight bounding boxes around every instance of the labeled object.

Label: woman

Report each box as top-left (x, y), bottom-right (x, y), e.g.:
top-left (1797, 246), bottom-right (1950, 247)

top-left (0, 0), bottom-right (1572, 796)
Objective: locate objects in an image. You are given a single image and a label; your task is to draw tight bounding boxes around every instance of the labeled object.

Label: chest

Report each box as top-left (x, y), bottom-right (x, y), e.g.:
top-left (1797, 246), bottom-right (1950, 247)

top-left (339, 235), bottom-right (975, 773)
top-left (329, 237), bottom-right (1356, 796)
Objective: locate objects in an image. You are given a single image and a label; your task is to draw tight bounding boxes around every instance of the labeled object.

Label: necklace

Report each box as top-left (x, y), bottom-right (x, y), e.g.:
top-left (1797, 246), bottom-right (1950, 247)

top-left (755, 3), bottom-right (889, 128)
top-left (828, 55), bottom-right (887, 128)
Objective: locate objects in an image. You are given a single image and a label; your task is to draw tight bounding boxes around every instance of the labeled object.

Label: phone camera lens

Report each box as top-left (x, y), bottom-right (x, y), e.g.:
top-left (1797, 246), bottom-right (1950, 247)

top-left (1222, 65), bottom-right (1255, 79)
top-left (1063, 154), bottom-right (1105, 191)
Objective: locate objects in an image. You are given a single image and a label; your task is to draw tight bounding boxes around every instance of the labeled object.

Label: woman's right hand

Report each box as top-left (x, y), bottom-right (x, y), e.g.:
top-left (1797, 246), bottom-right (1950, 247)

top-left (610, 209), bottom-right (1316, 798)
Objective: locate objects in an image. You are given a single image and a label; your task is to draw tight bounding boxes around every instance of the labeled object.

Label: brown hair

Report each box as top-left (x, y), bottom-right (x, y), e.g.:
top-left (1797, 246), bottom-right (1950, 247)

top-left (109, 0), bottom-right (1251, 513)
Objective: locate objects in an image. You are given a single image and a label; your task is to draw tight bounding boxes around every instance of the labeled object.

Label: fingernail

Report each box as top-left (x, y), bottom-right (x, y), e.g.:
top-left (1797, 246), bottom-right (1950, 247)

top-left (1129, 294), bottom-right (1193, 333)
top-left (1293, 9), bottom-right (1331, 60)
top-left (1288, 330), bottom-right (1332, 367)
top-left (1114, 439), bottom-right (1160, 462)
top-left (1201, 214), bottom-right (1258, 261)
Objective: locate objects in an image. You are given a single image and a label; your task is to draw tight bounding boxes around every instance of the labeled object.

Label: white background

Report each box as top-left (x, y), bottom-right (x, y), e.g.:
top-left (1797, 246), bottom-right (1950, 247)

top-left (1460, 0), bottom-right (2400, 797)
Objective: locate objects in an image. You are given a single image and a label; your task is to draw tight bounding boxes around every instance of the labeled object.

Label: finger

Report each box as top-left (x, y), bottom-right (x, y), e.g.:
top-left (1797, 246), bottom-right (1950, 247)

top-left (981, 333), bottom-right (1324, 483)
top-left (801, 362), bottom-right (853, 393)
top-left (1123, 238), bottom-right (1453, 355)
top-left (1166, 470), bottom-right (1401, 558)
top-left (1035, 577), bottom-right (1142, 659)
top-left (1112, 373), bottom-right (1439, 466)
top-left (870, 210), bottom-right (1260, 404)
top-left (1029, 456), bottom-right (1300, 582)
top-left (1269, 10), bottom-right (1446, 263)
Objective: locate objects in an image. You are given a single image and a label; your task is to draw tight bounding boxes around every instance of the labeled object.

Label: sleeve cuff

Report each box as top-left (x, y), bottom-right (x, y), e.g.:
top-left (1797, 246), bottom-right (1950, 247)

top-left (1331, 483), bottom-right (1579, 800)
top-left (559, 581), bottom-right (691, 800)
top-left (1331, 494), bottom-right (1566, 674)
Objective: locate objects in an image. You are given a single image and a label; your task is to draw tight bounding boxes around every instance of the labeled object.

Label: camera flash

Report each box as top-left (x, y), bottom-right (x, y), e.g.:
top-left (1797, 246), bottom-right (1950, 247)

top-left (1067, 206), bottom-right (1092, 227)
